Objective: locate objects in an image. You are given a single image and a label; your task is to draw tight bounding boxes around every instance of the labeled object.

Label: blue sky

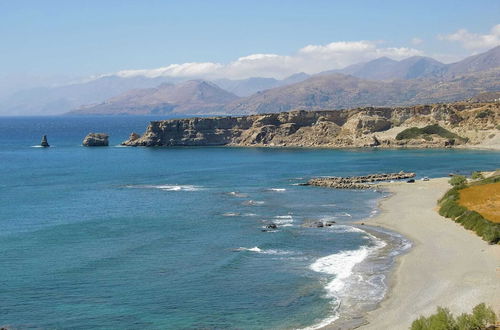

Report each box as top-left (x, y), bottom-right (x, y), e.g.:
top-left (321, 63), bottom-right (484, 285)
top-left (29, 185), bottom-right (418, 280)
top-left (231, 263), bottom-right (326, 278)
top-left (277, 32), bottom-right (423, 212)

top-left (0, 0), bottom-right (499, 81)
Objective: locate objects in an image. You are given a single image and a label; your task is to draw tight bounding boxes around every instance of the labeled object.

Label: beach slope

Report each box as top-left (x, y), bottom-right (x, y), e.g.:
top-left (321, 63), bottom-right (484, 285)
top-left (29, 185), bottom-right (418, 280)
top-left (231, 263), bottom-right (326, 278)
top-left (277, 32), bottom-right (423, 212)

top-left (358, 178), bottom-right (499, 329)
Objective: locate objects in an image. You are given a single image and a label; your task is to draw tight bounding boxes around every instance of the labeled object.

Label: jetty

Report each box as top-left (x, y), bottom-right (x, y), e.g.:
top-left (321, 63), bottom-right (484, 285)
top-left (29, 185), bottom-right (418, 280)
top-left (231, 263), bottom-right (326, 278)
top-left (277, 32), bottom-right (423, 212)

top-left (303, 172), bottom-right (416, 189)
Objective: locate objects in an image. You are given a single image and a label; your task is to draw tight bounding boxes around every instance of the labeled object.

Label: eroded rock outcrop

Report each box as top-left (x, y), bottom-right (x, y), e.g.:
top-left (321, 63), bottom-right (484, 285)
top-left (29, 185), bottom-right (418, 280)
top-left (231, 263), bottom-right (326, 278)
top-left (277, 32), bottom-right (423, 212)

top-left (121, 101), bottom-right (499, 148)
top-left (83, 133), bottom-right (109, 147)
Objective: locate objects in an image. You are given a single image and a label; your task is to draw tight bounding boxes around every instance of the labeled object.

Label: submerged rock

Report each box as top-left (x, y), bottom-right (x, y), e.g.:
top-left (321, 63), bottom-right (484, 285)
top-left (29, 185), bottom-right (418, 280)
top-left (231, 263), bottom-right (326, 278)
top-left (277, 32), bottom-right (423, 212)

top-left (304, 172), bottom-right (416, 189)
top-left (83, 133), bottom-right (109, 147)
top-left (40, 135), bottom-right (49, 147)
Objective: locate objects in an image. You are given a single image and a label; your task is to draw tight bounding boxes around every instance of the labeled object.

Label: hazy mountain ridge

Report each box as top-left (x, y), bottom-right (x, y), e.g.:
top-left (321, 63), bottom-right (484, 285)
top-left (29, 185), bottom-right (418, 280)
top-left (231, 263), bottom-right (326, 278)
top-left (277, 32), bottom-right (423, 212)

top-left (69, 80), bottom-right (238, 115)
top-left (225, 68), bottom-right (500, 114)
top-left (1, 46), bottom-right (499, 116)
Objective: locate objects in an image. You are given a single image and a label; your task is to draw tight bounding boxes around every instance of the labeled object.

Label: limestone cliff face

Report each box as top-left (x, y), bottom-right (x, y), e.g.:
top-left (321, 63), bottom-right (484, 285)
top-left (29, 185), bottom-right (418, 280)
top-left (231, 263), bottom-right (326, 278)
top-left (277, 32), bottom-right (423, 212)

top-left (122, 102), bottom-right (500, 149)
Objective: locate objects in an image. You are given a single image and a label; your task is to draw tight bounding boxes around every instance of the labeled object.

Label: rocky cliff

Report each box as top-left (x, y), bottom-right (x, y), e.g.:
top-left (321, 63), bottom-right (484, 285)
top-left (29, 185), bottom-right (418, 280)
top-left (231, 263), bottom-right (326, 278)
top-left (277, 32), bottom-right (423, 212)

top-left (122, 101), bottom-right (500, 149)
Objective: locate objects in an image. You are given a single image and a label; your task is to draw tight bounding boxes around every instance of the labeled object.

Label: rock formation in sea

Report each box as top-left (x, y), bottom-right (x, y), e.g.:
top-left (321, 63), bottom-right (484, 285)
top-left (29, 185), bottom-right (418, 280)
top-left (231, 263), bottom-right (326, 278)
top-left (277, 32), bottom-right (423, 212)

top-left (40, 135), bottom-right (50, 147)
top-left (121, 101), bottom-right (499, 149)
top-left (83, 133), bottom-right (109, 147)
top-left (303, 172), bottom-right (416, 189)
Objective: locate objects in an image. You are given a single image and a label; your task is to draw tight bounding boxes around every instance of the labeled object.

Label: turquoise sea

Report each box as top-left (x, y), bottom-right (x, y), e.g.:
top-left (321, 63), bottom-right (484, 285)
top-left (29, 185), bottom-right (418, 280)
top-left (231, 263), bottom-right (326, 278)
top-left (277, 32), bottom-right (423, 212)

top-left (1, 116), bottom-right (499, 329)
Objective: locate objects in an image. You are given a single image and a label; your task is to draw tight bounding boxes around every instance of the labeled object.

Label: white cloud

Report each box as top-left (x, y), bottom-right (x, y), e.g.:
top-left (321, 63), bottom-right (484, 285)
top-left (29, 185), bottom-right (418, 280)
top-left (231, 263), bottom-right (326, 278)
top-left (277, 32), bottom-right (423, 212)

top-left (109, 40), bottom-right (423, 80)
top-left (411, 37), bottom-right (423, 45)
top-left (438, 24), bottom-right (500, 50)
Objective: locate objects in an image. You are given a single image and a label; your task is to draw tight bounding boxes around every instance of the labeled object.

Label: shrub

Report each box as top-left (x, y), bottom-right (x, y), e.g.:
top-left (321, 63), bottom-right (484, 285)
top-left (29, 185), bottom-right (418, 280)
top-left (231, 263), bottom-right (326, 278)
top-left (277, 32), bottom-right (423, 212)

top-left (449, 175), bottom-right (467, 187)
top-left (396, 124), bottom-right (465, 141)
top-left (471, 171), bottom-right (484, 180)
top-left (475, 109), bottom-right (493, 119)
top-left (411, 303), bottom-right (497, 330)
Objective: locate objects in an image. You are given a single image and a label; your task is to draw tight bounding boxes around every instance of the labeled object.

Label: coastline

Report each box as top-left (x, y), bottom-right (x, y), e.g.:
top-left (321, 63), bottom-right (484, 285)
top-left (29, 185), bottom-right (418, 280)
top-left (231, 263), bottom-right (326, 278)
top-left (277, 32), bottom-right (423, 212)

top-left (337, 178), bottom-right (500, 329)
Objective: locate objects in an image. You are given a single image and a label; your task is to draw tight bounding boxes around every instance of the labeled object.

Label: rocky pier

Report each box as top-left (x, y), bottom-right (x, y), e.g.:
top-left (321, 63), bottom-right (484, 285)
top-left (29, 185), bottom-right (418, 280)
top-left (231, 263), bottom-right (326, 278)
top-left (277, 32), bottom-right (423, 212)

top-left (303, 171), bottom-right (416, 189)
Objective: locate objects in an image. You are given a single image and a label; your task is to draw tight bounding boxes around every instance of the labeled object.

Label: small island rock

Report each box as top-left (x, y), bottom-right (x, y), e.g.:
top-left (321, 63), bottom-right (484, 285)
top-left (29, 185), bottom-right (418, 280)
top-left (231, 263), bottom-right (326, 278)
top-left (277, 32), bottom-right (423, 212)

top-left (83, 133), bottom-right (109, 147)
top-left (40, 135), bottom-right (50, 147)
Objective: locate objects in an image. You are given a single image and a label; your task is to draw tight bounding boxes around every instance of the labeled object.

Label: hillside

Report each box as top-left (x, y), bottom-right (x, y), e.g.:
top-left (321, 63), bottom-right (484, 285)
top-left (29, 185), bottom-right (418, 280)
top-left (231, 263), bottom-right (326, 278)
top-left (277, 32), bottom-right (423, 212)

top-left (333, 56), bottom-right (447, 80)
top-left (225, 69), bottom-right (500, 114)
top-left (69, 80), bottom-right (238, 115)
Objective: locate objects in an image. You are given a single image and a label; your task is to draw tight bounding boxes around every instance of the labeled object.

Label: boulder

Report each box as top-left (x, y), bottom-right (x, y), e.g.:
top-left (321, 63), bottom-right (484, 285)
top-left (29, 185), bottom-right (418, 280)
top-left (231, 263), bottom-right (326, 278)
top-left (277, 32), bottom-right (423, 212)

top-left (40, 135), bottom-right (50, 147)
top-left (83, 133), bottom-right (109, 147)
top-left (266, 223), bottom-right (278, 229)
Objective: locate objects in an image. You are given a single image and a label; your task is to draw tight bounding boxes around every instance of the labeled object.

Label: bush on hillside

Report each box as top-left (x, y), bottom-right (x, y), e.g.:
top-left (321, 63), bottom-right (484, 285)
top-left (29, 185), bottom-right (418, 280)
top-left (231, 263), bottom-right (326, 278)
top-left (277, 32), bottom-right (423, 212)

top-left (411, 303), bottom-right (497, 330)
top-left (471, 171), bottom-right (484, 180)
top-left (396, 124), bottom-right (463, 141)
top-left (449, 175), bottom-right (467, 187)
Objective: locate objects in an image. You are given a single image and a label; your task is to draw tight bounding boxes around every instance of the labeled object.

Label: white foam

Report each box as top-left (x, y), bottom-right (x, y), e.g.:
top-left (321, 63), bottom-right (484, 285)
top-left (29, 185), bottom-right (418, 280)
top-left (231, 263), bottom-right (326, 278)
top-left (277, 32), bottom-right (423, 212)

top-left (233, 247), bottom-right (294, 255)
top-left (310, 247), bottom-right (371, 294)
top-left (242, 200), bottom-right (265, 206)
top-left (273, 215), bottom-right (294, 225)
top-left (222, 212), bottom-right (240, 217)
top-left (306, 229), bottom-right (388, 328)
top-left (228, 191), bottom-right (248, 198)
top-left (267, 188), bottom-right (286, 192)
top-left (151, 184), bottom-right (202, 191)
top-left (243, 213), bottom-right (257, 217)
top-left (128, 184), bottom-right (203, 191)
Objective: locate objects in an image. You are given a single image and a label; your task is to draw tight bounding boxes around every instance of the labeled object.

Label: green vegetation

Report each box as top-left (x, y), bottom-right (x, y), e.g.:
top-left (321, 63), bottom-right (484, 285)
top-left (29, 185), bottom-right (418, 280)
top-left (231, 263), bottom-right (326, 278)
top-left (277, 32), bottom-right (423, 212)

top-left (439, 174), bottom-right (500, 244)
top-left (411, 303), bottom-right (497, 330)
top-left (475, 109), bottom-right (493, 119)
top-left (449, 175), bottom-right (467, 187)
top-left (471, 171), bottom-right (484, 180)
top-left (396, 124), bottom-right (464, 142)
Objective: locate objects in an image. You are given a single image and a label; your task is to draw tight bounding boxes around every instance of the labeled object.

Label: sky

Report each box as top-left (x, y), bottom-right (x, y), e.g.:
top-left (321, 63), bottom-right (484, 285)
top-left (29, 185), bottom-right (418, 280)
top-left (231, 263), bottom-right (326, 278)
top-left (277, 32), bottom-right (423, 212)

top-left (0, 0), bottom-right (499, 90)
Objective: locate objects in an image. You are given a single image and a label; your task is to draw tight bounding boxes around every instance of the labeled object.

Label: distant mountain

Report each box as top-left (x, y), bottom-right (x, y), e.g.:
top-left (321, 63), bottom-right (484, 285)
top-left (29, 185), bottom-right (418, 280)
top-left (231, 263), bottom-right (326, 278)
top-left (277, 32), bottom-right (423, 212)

top-left (328, 56), bottom-right (447, 80)
top-left (327, 46), bottom-right (500, 81)
top-left (0, 75), bottom-right (180, 115)
top-left (69, 80), bottom-right (238, 115)
top-left (447, 45), bottom-right (500, 76)
top-left (224, 69), bottom-right (500, 114)
top-left (214, 73), bottom-right (310, 97)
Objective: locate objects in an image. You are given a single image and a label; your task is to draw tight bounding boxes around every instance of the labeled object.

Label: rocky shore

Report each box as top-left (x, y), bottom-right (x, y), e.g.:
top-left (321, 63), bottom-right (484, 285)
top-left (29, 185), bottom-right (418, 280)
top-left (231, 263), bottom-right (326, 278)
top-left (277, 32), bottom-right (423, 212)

top-left (303, 172), bottom-right (416, 189)
top-left (121, 101), bottom-right (499, 149)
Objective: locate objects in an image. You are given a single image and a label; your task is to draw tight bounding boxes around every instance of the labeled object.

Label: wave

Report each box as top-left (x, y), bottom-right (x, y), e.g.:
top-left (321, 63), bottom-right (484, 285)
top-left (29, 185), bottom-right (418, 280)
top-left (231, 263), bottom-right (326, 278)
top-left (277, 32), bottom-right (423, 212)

top-left (233, 247), bottom-right (293, 255)
top-left (227, 191), bottom-right (248, 198)
top-left (273, 215), bottom-right (294, 226)
top-left (310, 247), bottom-right (371, 294)
top-left (128, 184), bottom-right (203, 191)
top-left (242, 200), bottom-right (265, 206)
top-left (307, 229), bottom-right (388, 328)
top-left (222, 212), bottom-right (240, 217)
top-left (266, 188), bottom-right (287, 192)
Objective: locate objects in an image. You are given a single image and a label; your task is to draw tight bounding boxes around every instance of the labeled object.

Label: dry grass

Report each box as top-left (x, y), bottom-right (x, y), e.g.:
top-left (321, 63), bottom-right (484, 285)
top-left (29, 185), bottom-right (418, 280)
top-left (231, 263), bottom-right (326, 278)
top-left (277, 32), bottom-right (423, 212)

top-left (459, 182), bottom-right (500, 223)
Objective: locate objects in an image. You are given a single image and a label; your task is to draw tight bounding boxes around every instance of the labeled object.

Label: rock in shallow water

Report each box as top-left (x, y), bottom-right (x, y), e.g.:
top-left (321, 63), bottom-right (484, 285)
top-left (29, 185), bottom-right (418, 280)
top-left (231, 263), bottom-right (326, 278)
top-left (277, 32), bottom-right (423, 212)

top-left (83, 133), bottom-right (109, 147)
top-left (40, 135), bottom-right (50, 147)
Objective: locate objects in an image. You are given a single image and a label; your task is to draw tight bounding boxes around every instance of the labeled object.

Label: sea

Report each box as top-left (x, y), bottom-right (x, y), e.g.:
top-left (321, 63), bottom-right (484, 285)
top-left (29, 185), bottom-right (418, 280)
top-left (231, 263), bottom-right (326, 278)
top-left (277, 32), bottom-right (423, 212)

top-left (1, 116), bottom-right (499, 329)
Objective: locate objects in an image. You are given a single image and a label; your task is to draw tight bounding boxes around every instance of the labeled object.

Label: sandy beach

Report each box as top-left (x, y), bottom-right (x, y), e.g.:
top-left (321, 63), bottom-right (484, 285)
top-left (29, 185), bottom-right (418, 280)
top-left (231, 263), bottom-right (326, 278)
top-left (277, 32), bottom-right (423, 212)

top-left (352, 178), bottom-right (500, 329)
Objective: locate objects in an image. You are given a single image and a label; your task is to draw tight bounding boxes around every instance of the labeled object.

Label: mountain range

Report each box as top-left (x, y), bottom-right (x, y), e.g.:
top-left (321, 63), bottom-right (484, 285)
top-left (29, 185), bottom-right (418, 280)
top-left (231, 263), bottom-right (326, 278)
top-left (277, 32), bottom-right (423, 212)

top-left (1, 45), bottom-right (499, 116)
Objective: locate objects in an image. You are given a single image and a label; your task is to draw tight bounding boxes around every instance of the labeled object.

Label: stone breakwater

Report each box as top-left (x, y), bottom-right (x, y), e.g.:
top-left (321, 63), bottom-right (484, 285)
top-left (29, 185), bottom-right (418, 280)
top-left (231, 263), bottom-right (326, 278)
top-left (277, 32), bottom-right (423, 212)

top-left (303, 172), bottom-right (416, 189)
top-left (121, 102), bottom-right (499, 149)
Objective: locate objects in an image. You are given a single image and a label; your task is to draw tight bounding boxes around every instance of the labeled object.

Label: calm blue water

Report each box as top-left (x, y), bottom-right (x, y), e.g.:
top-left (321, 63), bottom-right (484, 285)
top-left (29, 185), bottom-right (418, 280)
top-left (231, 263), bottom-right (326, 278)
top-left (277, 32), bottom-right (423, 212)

top-left (1, 116), bottom-right (499, 329)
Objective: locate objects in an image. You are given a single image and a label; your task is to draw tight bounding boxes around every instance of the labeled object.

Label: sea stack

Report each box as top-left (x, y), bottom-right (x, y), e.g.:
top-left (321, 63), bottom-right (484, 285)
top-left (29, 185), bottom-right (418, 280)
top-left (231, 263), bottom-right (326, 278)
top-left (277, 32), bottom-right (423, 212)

top-left (82, 133), bottom-right (109, 147)
top-left (40, 135), bottom-right (50, 147)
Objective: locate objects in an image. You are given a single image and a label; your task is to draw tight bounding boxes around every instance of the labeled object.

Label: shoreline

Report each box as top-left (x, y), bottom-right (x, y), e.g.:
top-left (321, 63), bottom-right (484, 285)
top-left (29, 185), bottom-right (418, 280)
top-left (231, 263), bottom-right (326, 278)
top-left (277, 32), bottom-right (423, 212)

top-left (332, 178), bottom-right (500, 329)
